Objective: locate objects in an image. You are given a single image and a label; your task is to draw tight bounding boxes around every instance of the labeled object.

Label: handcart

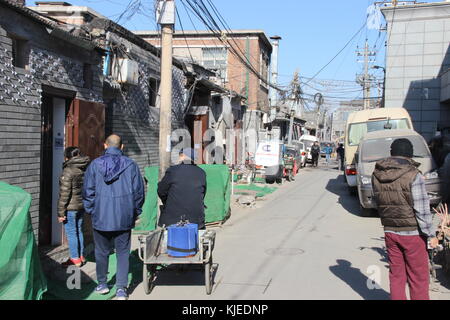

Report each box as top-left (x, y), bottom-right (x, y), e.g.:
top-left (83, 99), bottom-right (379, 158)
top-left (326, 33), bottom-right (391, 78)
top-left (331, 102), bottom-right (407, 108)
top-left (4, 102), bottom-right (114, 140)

top-left (138, 228), bottom-right (216, 295)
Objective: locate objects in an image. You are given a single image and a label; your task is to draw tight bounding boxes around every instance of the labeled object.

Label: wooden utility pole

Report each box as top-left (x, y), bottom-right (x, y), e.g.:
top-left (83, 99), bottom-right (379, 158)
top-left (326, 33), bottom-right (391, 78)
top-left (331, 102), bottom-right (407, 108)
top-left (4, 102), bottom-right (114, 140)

top-left (157, 0), bottom-right (175, 179)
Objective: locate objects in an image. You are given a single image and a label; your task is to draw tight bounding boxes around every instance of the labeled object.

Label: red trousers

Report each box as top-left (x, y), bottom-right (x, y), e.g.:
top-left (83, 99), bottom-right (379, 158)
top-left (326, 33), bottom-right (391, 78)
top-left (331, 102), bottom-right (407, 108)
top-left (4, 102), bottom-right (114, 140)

top-left (385, 233), bottom-right (430, 300)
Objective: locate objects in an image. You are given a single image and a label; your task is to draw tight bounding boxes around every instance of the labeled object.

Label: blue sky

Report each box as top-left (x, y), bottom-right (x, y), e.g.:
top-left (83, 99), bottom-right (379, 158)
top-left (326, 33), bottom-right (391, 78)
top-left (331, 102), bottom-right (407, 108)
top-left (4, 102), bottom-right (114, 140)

top-left (26, 0), bottom-right (389, 102)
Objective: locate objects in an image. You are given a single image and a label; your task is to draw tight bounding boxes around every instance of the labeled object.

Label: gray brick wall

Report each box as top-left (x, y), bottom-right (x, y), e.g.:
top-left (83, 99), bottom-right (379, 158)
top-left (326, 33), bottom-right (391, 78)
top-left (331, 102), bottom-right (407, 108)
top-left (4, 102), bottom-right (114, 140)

top-left (105, 32), bottom-right (188, 173)
top-left (0, 5), bottom-right (103, 242)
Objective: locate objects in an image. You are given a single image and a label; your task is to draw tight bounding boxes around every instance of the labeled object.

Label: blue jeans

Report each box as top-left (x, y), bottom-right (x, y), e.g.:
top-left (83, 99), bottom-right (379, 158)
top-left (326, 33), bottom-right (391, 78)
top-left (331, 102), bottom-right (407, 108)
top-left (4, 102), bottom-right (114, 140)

top-left (326, 154), bottom-right (331, 163)
top-left (93, 229), bottom-right (131, 289)
top-left (64, 210), bottom-right (84, 259)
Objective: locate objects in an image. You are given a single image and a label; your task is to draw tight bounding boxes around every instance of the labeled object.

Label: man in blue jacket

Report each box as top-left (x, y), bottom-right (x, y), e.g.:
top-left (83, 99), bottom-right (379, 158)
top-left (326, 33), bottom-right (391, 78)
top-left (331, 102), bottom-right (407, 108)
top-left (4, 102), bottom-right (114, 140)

top-left (82, 134), bottom-right (144, 300)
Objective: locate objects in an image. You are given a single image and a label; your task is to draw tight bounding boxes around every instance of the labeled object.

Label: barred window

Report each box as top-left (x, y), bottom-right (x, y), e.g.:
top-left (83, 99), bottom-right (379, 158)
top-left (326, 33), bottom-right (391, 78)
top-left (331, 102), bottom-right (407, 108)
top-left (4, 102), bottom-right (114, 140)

top-left (202, 47), bottom-right (227, 81)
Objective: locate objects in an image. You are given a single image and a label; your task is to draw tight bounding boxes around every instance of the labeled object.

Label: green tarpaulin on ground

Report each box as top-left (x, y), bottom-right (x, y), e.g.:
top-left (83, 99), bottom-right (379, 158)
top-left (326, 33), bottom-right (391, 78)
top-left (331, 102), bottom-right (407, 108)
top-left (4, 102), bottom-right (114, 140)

top-left (234, 184), bottom-right (277, 198)
top-left (134, 165), bottom-right (231, 232)
top-left (0, 182), bottom-right (47, 300)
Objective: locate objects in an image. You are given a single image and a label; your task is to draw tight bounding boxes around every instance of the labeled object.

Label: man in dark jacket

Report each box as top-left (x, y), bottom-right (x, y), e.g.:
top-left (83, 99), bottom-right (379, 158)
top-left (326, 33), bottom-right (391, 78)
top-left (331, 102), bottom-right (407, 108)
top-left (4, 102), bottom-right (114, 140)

top-left (372, 138), bottom-right (438, 300)
top-left (310, 141), bottom-right (320, 167)
top-left (82, 134), bottom-right (144, 300)
top-left (157, 148), bottom-right (207, 229)
top-left (336, 143), bottom-right (345, 171)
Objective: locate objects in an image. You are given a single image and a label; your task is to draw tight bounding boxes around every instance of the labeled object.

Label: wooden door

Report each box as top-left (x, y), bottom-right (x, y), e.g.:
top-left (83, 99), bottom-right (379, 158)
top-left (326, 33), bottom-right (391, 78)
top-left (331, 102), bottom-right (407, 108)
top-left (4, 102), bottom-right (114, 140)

top-left (66, 99), bottom-right (105, 160)
top-left (66, 99), bottom-right (105, 244)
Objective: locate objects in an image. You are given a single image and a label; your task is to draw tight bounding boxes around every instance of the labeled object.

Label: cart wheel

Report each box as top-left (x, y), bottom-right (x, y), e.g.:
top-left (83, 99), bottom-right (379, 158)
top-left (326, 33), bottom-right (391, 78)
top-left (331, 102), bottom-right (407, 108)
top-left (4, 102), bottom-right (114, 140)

top-left (143, 264), bottom-right (157, 295)
top-left (205, 257), bottom-right (213, 295)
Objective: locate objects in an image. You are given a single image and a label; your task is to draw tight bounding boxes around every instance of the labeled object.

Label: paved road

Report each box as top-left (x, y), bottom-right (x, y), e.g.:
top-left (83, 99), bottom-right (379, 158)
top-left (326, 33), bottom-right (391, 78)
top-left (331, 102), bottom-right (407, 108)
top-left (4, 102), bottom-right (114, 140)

top-left (129, 160), bottom-right (450, 300)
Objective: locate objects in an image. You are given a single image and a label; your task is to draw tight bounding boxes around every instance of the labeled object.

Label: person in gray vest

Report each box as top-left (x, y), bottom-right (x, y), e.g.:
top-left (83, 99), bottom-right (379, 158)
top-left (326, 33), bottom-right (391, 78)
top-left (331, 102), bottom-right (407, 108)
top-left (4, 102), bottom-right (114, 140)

top-left (372, 138), bottom-right (438, 300)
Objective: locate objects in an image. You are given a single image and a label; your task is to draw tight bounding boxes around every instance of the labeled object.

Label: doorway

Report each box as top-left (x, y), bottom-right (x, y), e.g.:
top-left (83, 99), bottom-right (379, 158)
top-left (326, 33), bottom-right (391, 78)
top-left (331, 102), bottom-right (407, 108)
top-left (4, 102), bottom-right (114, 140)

top-left (39, 95), bottom-right (70, 246)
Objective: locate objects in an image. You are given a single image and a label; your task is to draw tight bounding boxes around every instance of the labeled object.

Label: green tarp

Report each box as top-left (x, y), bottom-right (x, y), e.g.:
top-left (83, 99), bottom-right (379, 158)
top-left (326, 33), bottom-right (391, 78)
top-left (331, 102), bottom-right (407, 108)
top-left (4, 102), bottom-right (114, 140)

top-left (234, 183), bottom-right (278, 198)
top-left (134, 165), bottom-right (231, 232)
top-left (133, 166), bottom-right (159, 233)
top-left (0, 182), bottom-right (47, 300)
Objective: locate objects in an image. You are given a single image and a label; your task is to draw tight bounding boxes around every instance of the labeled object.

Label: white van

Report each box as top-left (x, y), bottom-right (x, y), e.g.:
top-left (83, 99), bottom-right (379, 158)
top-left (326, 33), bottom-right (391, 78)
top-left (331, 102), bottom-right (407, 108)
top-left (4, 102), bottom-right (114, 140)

top-left (344, 108), bottom-right (413, 191)
top-left (299, 135), bottom-right (319, 164)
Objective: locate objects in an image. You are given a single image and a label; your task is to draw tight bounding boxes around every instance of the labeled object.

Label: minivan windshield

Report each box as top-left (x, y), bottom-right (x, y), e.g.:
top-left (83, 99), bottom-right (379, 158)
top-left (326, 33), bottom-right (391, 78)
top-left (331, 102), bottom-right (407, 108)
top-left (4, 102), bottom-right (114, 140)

top-left (361, 136), bottom-right (430, 163)
top-left (348, 118), bottom-right (410, 146)
top-left (301, 140), bottom-right (315, 149)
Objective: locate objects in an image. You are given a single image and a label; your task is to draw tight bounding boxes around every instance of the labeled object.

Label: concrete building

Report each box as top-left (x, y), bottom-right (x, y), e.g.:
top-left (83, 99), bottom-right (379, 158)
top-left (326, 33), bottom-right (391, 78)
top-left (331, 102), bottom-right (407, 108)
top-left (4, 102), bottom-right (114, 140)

top-left (332, 100), bottom-right (365, 140)
top-left (382, 1), bottom-right (450, 141)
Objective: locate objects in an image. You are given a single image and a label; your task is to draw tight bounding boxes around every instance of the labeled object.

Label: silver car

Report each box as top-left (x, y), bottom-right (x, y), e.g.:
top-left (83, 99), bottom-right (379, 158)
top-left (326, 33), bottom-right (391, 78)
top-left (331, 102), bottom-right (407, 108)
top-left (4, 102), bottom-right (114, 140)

top-left (355, 129), bottom-right (441, 216)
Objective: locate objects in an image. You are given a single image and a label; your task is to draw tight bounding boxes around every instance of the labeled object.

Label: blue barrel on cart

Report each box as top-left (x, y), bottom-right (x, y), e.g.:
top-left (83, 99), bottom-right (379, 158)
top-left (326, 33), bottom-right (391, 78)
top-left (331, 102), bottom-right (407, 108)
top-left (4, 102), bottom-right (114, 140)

top-left (167, 223), bottom-right (199, 257)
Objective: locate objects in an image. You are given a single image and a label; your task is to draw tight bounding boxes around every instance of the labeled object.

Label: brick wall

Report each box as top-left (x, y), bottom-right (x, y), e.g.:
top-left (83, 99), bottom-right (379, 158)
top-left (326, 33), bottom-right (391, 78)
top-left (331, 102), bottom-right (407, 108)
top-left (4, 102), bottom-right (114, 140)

top-left (0, 5), bottom-right (103, 242)
top-left (145, 35), bottom-right (270, 112)
top-left (104, 32), bottom-right (188, 173)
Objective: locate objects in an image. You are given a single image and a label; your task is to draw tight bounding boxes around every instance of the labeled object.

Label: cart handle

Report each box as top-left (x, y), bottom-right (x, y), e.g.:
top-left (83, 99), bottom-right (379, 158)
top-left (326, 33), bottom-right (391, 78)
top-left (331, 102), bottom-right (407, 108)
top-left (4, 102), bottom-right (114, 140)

top-left (138, 235), bottom-right (146, 262)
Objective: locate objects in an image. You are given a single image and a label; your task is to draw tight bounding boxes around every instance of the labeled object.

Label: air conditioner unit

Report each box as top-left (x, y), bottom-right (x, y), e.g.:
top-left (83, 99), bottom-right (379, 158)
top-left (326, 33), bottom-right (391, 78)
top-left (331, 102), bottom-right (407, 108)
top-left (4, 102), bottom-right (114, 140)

top-left (112, 58), bottom-right (139, 85)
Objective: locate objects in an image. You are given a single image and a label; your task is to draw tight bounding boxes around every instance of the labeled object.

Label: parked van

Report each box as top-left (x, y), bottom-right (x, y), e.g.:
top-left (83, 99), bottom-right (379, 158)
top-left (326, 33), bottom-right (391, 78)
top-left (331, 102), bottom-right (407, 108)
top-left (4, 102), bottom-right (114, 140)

top-left (355, 129), bottom-right (441, 216)
top-left (344, 108), bottom-right (413, 191)
top-left (299, 135), bottom-right (319, 164)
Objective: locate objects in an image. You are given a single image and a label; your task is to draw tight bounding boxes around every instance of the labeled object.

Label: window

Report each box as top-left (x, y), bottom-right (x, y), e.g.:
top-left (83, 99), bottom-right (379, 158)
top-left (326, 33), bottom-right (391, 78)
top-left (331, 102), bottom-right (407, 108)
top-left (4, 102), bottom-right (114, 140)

top-left (361, 136), bottom-right (430, 163)
top-left (347, 119), bottom-right (410, 146)
top-left (149, 77), bottom-right (160, 107)
top-left (202, 47), bottom-right (227, 81)
top-left (260, 51), bottom-right (269, 85)
top-left (9, 34), bottom-right (29, 69)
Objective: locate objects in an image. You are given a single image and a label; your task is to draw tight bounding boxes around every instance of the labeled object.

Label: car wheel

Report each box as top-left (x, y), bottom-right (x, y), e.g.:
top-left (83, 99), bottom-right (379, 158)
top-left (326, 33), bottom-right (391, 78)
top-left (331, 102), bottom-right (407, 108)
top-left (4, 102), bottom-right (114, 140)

top-left (348, 187), bottom-right (357, 196)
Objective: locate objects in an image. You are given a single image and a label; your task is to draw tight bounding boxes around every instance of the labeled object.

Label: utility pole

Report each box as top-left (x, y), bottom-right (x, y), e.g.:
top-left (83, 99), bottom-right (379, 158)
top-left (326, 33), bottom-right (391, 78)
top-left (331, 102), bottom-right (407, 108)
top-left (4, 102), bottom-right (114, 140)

top-left (157, 0), bottom-right (175, 179)
top-left (314, 93), bottom-right (324, 139)
top-left (356, 39), bottom-right (376, 110)
top-left (269, 36), bottom-right (282, 108)
top-left (288, 71), bottom-right (301, 145)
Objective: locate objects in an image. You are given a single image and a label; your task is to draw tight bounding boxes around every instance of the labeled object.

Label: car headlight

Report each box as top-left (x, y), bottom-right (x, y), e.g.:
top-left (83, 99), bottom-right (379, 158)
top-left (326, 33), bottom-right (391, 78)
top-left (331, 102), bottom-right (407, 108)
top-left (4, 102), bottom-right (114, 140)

top-left (425, 171), bottom-right (439, 180)
top-left (361, 176), bottom-right (372, 185)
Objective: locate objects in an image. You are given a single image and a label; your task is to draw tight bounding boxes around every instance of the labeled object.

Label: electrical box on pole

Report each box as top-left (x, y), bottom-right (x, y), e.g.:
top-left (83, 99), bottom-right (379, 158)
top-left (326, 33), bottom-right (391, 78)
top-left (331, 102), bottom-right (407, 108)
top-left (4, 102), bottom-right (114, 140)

top-left (156, 0), bottom-right (176, 25)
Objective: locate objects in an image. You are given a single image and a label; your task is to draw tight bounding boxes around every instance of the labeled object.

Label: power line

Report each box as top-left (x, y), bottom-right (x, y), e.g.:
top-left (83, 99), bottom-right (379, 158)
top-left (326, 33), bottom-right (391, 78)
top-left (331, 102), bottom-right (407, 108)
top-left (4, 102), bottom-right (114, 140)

top-left (182, 0), bottom-right (282, 92)
top-left (175, 6), bottom-right (195, 63)
top-left (304, 21), bottom-right (367, 86)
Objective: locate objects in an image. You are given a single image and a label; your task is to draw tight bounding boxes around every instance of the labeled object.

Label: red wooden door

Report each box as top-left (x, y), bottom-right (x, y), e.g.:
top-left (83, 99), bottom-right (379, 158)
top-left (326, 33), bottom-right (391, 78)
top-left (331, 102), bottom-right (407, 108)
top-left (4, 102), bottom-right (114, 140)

top-left (66, 99), bottom-right (105, 160)
top-left (65, 99), bottom-right (105, 244)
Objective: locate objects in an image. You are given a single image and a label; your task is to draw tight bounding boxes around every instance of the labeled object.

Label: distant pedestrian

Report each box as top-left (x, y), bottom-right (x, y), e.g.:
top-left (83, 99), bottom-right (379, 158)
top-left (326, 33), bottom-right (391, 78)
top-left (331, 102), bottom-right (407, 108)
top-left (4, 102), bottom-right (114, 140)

top-left (372, 138), bottom-right (438, 300)
top-left (158, 148), bottom-right (207, 229)
top-left (58, 147), bottom-right (90, 268)
top-left (310, 142), bottom-right (320, 167)
top-left (324, 144), bottom-right (333, 166)
top-left (336, 143), bottom-right (345, 171)
top-left (83, 134), bottom-right (145, 300)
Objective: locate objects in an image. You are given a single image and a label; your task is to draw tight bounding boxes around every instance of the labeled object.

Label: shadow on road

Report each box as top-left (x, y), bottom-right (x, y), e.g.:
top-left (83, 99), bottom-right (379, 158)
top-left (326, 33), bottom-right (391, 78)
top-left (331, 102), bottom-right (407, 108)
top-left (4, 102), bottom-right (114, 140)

top-left (325, 174), bottom-right (379, 219)
top-left (329, 259), bottom-right (390, 300)
top-left (149, 263), bottom-right (219, 290)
